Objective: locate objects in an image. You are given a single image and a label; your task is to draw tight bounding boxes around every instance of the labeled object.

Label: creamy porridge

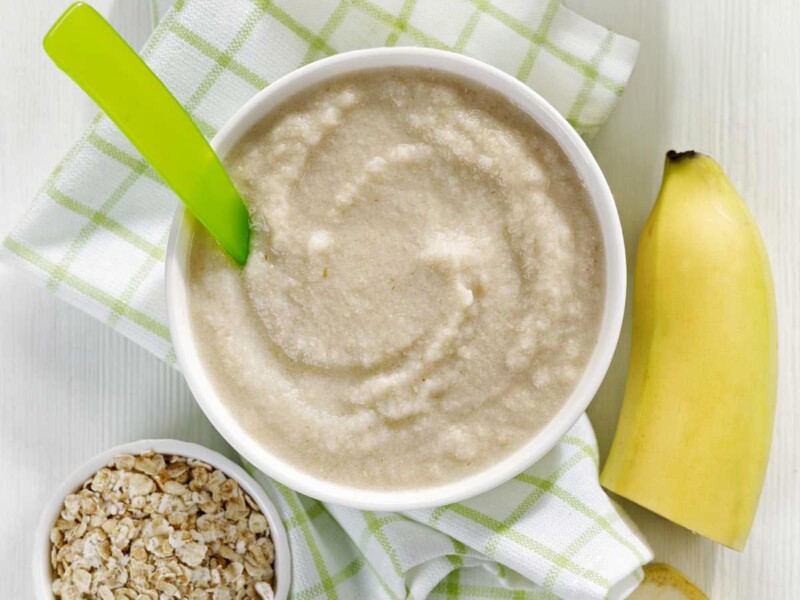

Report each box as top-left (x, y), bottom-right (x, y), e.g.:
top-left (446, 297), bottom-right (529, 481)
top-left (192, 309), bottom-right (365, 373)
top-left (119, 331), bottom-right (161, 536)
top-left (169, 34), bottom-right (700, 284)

top-left (188, 69), bottom-right (604, 489)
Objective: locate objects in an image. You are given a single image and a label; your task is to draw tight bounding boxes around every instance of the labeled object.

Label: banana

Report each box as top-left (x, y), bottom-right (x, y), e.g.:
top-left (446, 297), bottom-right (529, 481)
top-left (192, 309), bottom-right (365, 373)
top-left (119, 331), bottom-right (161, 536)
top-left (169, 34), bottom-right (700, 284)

top-left (629, 564), bottom-right (708, 600)
top-left (600, 151), bottom-right (777, 551)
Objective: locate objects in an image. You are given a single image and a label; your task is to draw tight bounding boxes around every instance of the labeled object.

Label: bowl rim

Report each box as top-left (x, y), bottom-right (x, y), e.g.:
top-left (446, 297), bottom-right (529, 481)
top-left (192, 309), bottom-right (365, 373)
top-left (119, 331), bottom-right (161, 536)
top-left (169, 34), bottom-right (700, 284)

top-left (166, 47), bottom-right (626, 511)
top-left (32, 439), bottom-right (291, 600)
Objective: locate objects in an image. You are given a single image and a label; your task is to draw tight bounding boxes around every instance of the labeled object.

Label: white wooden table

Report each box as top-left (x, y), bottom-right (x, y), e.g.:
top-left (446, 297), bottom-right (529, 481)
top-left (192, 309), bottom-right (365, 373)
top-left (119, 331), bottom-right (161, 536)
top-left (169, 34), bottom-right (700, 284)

top-left (1, 1), bottom-right (797, 598)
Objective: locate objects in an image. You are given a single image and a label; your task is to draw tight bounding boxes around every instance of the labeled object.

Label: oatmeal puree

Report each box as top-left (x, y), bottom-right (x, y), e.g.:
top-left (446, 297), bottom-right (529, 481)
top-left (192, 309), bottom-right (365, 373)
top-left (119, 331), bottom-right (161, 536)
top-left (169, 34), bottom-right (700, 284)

top-left (189, 69), bottom-right (604, 489)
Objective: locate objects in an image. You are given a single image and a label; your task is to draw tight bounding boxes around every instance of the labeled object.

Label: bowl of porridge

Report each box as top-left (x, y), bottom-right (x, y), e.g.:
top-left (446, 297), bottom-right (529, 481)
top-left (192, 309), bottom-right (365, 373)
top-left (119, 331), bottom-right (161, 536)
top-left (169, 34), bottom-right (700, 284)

top-left (165, 48), bottom-right (626, 510)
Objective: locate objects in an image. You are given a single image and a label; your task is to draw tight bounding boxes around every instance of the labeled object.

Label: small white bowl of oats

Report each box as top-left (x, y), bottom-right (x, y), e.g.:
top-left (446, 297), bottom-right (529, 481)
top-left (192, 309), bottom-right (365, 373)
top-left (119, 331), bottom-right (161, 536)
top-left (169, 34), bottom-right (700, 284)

top-left (32, 439), bottom-right (290, 600)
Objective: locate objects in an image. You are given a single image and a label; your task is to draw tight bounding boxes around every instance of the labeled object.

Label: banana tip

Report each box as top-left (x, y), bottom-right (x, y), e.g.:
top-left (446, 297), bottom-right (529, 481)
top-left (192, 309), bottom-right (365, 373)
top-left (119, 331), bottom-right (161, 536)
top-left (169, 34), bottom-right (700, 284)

top-left (666, 150), bottom-right (699, 162)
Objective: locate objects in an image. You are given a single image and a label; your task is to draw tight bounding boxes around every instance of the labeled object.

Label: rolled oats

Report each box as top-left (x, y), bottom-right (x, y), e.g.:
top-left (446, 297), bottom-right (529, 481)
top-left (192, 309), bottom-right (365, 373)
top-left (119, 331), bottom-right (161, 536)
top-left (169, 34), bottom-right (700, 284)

top-left (50, 452), bottom-right (275, 599)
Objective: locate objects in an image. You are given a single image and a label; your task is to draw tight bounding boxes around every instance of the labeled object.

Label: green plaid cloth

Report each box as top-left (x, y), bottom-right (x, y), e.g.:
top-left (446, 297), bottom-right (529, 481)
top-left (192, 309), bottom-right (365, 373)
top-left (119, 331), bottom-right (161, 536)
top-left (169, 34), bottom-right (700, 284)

top-left (3, 0), bottom-right (648, 597)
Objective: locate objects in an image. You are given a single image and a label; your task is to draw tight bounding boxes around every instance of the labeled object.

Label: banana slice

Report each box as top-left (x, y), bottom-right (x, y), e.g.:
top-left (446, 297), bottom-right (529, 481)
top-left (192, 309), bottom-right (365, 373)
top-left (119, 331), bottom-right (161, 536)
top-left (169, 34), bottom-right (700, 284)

top-left (629, 563), bottom-right (708, 600)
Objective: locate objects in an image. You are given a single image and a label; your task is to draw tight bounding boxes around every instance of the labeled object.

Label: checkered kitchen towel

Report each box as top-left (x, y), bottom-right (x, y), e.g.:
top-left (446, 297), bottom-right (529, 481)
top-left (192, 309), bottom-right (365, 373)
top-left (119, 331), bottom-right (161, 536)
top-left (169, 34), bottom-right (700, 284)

top-left (3, 0), bottom-right (649, 598)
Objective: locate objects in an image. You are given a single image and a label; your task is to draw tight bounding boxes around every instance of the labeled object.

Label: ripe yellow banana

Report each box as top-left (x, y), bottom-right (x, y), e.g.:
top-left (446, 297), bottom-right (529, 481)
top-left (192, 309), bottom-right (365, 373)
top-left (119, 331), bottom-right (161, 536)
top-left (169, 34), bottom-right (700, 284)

top-left (601, 151), bottom-right (777, 551)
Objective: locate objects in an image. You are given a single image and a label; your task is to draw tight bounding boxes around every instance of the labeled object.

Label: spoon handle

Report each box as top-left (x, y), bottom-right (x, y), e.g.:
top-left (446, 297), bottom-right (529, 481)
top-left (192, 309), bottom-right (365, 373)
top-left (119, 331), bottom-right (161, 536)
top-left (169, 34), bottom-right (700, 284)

top-left (44, 2), bottom-right (250, 264)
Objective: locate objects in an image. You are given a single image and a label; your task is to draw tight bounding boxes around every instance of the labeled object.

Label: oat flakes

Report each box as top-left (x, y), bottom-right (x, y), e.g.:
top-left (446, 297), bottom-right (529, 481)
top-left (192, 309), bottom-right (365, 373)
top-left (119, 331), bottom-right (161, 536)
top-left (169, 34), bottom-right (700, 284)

top-left (49, 452), bottom-right (275, 600)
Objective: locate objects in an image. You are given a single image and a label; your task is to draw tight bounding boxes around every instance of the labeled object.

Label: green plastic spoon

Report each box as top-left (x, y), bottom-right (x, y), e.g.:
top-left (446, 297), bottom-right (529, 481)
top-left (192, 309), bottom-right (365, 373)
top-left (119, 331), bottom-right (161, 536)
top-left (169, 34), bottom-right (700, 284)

top-left (43, 2), bottom-right (250, 264)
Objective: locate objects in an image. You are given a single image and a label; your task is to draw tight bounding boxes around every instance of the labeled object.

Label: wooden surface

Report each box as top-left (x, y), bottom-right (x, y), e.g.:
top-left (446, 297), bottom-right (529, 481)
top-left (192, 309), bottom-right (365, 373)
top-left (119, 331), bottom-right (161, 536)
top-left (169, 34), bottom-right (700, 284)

top-left (1, 1), bottom-right (797, 598)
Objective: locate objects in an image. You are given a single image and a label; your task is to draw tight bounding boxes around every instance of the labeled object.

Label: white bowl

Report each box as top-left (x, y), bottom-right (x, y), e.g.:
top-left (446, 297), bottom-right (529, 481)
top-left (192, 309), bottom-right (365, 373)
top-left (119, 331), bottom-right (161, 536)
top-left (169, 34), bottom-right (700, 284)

top-left (32, 439), bottom-right (291, 600)
top-left (166, 47), bottom-right (626, 511)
